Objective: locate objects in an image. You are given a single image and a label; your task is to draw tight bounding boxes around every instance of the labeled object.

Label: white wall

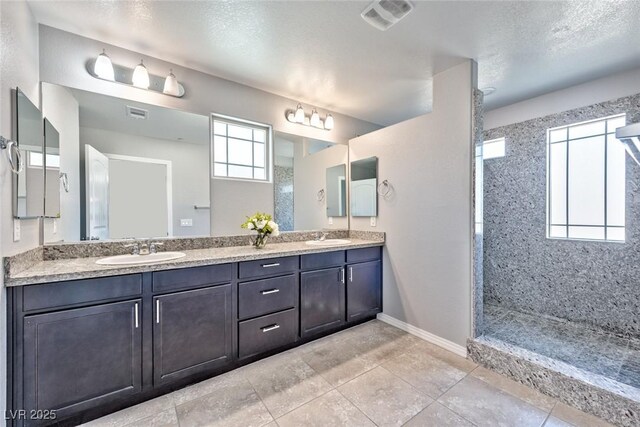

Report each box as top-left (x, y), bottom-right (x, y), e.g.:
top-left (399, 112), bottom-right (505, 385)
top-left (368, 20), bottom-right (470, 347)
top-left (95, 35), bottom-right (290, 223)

top-left (80, 127), bottom-right (210, 237)
top-left (294, 143), bottom-right (349, 230)
top-left (211, 179), bottom-right (274, 236)
top-left (0, 0), bottom-right (40, 417)
top-left (349, 61), bottom-right (477, 348)
top-left (485, 66), bottom-right (640, 130)
top-left (41, 83), bottom-right (80, 242)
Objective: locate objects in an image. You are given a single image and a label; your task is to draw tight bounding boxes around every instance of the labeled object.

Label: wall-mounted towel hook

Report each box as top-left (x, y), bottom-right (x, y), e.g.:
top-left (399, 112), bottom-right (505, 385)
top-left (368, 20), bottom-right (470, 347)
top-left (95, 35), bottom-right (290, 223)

top-left (377, 179), bottom-right (393, 198)
top-left (1, 136), bottom-right (23, 174)
top-left (317, 189), bottom-right (325, 202)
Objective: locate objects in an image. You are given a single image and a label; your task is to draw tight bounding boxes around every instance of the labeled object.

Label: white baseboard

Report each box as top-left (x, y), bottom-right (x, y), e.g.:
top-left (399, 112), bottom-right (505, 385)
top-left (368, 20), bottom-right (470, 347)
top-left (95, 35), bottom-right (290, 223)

top-left (377, 313), bottom-right (468, 358)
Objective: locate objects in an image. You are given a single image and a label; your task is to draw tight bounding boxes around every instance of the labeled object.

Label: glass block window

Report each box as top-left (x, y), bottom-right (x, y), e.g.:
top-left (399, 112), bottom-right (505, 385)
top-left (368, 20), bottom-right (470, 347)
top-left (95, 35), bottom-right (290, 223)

top-left (212, 115), bottom-right (271, 181)
top-left (547, 114), bottom-right (626, 242)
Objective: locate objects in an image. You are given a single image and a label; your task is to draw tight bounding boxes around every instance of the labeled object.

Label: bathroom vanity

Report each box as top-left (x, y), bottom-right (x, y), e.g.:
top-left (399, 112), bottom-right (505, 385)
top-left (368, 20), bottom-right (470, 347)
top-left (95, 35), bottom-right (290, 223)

top-left (5, 239), bottom-right (382, 426)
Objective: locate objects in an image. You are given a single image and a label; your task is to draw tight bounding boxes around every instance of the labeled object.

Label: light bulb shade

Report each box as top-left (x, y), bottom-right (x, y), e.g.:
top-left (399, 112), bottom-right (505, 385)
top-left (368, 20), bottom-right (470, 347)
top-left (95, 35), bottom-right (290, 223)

top-left (132, 60), bottom-right (150, 89)
top-left (310, 109), bottom-right (321, 128)
top-left (324, 114), bottom-right (334, 130)
top-left (294, 104), bottom-right (305, 123)
top-left (163, 70), bottom-right (179, 96)
top-left (94, 50), bottom-right (115, 81)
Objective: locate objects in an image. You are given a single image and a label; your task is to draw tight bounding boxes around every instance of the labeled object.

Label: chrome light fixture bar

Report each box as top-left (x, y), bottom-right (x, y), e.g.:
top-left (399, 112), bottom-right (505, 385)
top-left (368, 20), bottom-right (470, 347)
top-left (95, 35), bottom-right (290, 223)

top-left (86, 56), bottom-right (185, 98)
top-left (615, 122), bottom-right (640, 166)
top-left (286, 104), bottom-right (334, 131)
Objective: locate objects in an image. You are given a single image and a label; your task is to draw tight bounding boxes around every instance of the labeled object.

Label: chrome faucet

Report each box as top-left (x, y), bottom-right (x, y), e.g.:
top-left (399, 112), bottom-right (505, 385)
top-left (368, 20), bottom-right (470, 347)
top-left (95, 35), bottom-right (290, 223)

top-left (315, 232), bottom-right (327, 241)
top-left (149, 242), bottom-right (164, 254)
top-left (124, 242), bottom-right (141, 255)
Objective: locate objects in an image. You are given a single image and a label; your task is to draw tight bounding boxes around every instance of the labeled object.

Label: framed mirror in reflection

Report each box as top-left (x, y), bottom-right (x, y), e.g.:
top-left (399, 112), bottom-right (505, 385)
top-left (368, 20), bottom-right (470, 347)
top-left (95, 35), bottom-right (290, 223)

top-left (273, 131), bottom-right (348, 231)
top-left (350, 156), bottom-right (378, 217)
top-left (13, 88), bottom-right (44, 219)
top-left (41, 84), bottom-right (211, 243)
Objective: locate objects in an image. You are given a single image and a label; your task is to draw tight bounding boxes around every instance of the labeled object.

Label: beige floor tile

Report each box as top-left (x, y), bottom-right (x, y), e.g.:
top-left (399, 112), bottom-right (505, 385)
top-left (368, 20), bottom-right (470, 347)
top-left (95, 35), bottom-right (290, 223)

top-left (81, 395), bottom-right (174, 427)
top-left (551, 402), bottom-right (614, 427)
top-left (245, 355), bottom-right (333, 418)
top-left (410, 339), bottom-right (477, 373)
top-left (543, 415), bottom-right (574, 427)
top-left (338, 366), bottom-right (433, 427)
top-left (123, 407), bottom-right (178, 427)
top-left (404, 402), bottom-right (474, 426)
top-left (302, 338), bottom-right (378, 387)
top-left (172, 369), bottom-right (245, 406)
top-left (276, 390), bottom-right (375, 427)
top-left (438, 376), bottom-right (549, 427)
top-left (382, 347), bottom-right (468, 399)
top-left (471, 366), bottom-right (557, 412)
top-left (175, 377), bottom-right (273, 427)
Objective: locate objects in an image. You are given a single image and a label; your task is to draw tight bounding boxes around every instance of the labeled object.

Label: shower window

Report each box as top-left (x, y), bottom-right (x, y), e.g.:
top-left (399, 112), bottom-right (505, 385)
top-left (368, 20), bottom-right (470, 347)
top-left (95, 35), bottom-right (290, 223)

top-left (547, 114), bottom-right (626, 242)
top-left (212, 114), bottom-right (272, 182)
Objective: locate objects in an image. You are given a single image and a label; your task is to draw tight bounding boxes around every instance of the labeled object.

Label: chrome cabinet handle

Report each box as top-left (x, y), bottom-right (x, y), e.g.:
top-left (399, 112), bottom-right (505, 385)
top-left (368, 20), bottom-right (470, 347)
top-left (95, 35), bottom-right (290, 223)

top-left (349, 267), bottom-right (353, 282)
top-left (134, 303), bottom-right (139, 328)
top-left (340, 268), bottom-right (345, 284)
top-left (156, 300), bottom-right (160, 324)
top-left (262, 263), bottom-right (281, 268)
top-left (261, 324), bottom-right (280, 333)
top-left (261, 288), bottom-right (280, 295)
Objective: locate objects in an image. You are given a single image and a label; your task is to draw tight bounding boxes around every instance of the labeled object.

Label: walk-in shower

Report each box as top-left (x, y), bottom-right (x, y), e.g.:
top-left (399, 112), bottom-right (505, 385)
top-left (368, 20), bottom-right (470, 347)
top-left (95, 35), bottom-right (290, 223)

top-left (616, 122), bottom-right (640, 165)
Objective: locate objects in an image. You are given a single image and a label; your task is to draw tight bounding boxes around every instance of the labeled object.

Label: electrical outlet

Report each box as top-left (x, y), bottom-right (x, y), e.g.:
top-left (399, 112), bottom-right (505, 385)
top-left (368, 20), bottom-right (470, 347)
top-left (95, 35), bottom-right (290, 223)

top-left (180, 218), bottom-right (193, 227)
top-left (328, 217), bottom-right (333, 225)
top-left (370, 217), bottom-right (377, 227)
top-left (53, 218), bottom-right (58, 234)
top-left (13, 219), bottom-right (21, 241)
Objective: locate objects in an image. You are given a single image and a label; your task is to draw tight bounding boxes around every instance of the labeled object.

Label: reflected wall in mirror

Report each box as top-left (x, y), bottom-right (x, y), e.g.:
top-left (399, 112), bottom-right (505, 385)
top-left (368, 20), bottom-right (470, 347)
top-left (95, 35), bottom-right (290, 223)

top-left (274, 131), bottom-right (348, 231)
top-left (41, 84), bottom-right (210, 242)
top-left (14, 88), bottom-right (44, 218)
top-left (351, 156), bottom-right (378, 217)
top-left (326, 164), bottom-right (347, 217)
top-left (44, 118), bottom-right (61, 218)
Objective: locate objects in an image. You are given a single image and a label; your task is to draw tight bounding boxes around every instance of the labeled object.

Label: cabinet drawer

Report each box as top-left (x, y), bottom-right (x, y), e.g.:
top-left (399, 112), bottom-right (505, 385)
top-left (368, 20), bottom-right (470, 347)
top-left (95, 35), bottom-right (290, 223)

top-left (153, 264), bottom-right (232, 293)
top-left (347, 246), bottom-right (381, 264)
top-left (239, 256), bottom-right (298, 280)
top-left (23, 274), bottom-right (142, 312)
top-left (301, 251), bottom-right (345, 271)
top-left (238, 274), bottom-right (296, 320)
top-left (238, 309), bottom-right (297, 359)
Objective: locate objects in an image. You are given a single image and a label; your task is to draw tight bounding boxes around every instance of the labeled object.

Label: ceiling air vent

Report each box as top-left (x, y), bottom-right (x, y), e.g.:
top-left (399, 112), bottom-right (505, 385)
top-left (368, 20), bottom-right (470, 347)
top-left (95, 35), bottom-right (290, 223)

top-left (361, 0), bottom-right (413, 31)
top-left (126, 105), bottom-right (148, 120)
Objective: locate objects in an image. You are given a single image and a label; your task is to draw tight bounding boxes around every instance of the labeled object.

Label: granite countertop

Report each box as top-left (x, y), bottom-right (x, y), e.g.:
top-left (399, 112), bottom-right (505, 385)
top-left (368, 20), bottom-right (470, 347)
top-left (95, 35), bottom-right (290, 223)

top-left (6, 238), bottom-right (383, 287)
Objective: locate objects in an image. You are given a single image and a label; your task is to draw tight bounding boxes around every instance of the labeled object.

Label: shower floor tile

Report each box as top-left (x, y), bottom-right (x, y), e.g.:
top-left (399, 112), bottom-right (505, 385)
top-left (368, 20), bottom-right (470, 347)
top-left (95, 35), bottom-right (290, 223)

top-left (483, 304), bottom-right (640, 389)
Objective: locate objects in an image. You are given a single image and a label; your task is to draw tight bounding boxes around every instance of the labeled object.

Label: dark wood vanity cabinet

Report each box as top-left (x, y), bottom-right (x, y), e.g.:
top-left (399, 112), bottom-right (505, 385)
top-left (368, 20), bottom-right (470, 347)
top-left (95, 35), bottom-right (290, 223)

top-left (8, 246), bottom-right (382, 426)
top-left (153, 285), bottom-right (233, 386)
top-left (22, 300), bottom-right (142, 422)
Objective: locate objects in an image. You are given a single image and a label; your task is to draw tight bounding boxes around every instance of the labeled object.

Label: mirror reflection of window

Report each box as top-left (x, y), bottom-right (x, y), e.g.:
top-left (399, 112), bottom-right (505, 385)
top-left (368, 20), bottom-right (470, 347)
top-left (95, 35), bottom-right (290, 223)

top-left (351, 157), bottom-right (378, 217)
top-left (326, 164), bottom-right (347, 217)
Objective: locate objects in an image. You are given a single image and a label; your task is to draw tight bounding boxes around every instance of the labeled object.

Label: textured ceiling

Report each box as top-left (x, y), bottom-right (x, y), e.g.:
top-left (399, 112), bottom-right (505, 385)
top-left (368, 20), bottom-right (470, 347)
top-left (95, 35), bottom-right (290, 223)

top-left (28, 1), bottom-right (640, 126)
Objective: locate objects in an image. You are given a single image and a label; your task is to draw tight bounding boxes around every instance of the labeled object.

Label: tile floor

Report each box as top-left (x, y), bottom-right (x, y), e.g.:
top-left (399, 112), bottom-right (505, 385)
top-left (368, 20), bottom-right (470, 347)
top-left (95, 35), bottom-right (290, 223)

top-left (84, 320), bottom-right (613, 427)
top-left (484, 304), bottom-right (640, 389)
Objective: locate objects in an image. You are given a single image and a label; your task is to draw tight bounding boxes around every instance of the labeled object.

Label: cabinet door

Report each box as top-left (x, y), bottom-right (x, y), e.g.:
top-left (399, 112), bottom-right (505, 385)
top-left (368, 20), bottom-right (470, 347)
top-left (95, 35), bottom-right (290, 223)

top-left (153, 285), bottom-right (232, 386)
top-left (347, 260), bottom-right (382, 322)
top-left (23, 300), bottom-right (142, 421)
top-left (300, 267), bottom-right (345, 337)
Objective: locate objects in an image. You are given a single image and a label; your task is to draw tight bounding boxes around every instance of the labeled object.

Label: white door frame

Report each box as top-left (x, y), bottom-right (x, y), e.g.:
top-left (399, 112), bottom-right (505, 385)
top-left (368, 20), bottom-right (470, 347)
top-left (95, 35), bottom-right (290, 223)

top-left (104, 153), bottom-right (174, 237)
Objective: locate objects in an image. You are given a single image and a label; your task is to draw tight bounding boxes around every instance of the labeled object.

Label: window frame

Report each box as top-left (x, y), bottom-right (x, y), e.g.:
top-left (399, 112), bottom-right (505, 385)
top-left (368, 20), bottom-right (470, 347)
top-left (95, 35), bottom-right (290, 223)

top-left (210, 113), bottom-right (273, 183)
top-left (482, 137), bottom-right (506, 160)
top-left (546, 113), bottom-right (626, 243)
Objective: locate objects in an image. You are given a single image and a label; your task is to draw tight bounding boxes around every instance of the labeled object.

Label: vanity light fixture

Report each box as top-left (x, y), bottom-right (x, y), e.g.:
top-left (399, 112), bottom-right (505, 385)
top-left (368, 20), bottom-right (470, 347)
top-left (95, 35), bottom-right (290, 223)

top-left (132, 60), bottom-right (150, 89)
top-left (94, 49), bottom-right (115, 81)
top-left (163, 69), bottom-right (180, 96)
top-left (285, 105), bottom-right (335, 131)
top-left (87, 52), bottom-right (186, 97)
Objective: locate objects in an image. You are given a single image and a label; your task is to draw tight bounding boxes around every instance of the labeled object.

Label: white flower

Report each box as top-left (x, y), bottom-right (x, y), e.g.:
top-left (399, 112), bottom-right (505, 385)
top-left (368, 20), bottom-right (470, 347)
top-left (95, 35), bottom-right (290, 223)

top-left (247, 222), bottom-right (255, 230)
top-left (271, 229), bottom-right (280, 237)
top-left (256, 220), bottom-right (267, 230)
top-left (267, 220), bottom-right (278, 230)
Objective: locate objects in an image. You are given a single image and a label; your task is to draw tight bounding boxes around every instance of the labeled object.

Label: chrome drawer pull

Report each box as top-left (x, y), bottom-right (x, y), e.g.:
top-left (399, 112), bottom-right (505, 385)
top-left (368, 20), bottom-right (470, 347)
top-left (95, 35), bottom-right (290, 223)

top-left (349, 267), bottom-right (353, 282)
top-left (341, 268), bottom-right (345, 284)
top-left (156, 300), bottom-right (160, 324)
top-left (261, 288), bottom-right (280, 295)
top-left (134, 303), bottom-right (139, 328)
top-left (261, 324), bottom-right (280, 333)
top-left (262, 263), bottom-right (281, 268)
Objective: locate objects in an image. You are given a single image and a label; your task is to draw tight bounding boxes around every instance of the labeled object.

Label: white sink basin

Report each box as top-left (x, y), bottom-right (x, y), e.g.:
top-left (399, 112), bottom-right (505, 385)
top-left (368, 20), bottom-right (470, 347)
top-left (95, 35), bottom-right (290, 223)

top-left (96, 252), bottom-right (186, 266)
top-left (305, 239), bottom-right (351, 246)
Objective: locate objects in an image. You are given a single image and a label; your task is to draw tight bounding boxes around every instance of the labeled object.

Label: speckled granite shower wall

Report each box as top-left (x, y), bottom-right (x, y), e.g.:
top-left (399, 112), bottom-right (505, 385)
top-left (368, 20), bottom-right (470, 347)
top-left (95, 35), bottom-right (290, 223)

top-left (274, 166), bottom-right (294, 231)
top-left (483, 93), bottom-right (640, 338)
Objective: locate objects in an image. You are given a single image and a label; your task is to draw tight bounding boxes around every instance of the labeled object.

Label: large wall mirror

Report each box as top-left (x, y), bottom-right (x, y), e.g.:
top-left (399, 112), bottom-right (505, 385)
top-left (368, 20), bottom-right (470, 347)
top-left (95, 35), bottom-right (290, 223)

top-left (41, 84), bottom-right (210, 242)
top-left (274, 131), bottom-right (349, 231)
top-left (351, 156), bottom-right (378, 217)
top-left (13, 88), bottom-right (44, 219)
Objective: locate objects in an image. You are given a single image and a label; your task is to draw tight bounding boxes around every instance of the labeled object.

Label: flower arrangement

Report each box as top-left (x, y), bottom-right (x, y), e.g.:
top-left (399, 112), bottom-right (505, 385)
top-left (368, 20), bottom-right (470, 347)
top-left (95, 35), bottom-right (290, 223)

top-left (241, 212), bottom-right (280, 248)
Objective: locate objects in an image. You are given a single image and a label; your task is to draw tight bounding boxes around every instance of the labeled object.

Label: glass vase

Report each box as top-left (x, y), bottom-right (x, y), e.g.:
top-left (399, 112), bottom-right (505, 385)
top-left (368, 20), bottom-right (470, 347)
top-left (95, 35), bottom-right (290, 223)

top-left (251, 233), bottom-right (269, 249)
